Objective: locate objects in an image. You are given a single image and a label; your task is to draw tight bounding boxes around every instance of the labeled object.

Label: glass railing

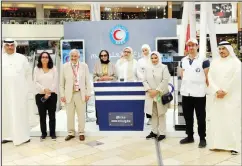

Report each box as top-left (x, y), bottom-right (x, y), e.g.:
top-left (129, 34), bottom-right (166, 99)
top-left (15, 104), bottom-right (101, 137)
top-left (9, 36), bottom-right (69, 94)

top-left (2, 17), bottom-right (90, 25)
top-left (2, 17), bottom-right (238, 25)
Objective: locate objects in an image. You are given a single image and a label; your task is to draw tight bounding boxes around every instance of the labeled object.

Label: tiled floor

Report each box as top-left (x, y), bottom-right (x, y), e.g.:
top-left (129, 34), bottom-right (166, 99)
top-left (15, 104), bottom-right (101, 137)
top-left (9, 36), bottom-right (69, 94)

top-left (3, 103), bottom-right (241, 166)
top-left (2, 136), bottom-right (241, 165)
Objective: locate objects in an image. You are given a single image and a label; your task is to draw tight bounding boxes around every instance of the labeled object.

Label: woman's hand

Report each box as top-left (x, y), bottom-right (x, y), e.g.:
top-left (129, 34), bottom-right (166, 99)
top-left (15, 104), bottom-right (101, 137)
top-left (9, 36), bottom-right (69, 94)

top-left (100, 76), bottom-right (112, 81)
top-left (44, 94), bottom-right (50, 99)
top-left (44, 88), bottom-right (51, 95)
top-left (148, 90), bottom-right (159, 98)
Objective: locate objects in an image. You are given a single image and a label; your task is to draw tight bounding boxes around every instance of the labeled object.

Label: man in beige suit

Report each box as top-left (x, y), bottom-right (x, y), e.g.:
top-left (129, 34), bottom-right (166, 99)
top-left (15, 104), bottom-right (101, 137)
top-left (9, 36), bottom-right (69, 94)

top-left (60, 49), bottom-right (91, 141)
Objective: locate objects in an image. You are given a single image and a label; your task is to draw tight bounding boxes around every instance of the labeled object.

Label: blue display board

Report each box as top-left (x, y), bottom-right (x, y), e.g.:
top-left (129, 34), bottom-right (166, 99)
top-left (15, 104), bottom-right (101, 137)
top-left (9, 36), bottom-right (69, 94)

top-left (61, 40), bottom-right (85, 64)
top-left (64, 19), bottom-right (177, 71)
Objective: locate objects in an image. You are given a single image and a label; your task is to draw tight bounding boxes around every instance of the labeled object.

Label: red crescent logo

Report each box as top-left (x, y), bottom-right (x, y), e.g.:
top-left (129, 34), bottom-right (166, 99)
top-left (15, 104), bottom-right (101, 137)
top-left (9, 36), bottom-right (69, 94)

top-left (65, 56), bottom-right (70, 62)
top-left (113, 29), bottom-right (122, 40)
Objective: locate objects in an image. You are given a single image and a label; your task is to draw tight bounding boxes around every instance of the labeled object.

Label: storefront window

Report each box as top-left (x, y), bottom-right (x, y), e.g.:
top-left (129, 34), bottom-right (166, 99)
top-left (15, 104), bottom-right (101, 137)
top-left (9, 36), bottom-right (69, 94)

top-left (195, 3), bottom-right (236, 24)
top-left (172, 2), bottom-right (183, 19)
top-left (29, 40), bottom-right (58, 53)
top-left (100, 6), bottom-right (167, 20)
top-left (195, 34), bottom-right (238, 57)
top-left (2, 7), bottom-right (36, 18)
top-left (44, 9), bottom-right (90, 20)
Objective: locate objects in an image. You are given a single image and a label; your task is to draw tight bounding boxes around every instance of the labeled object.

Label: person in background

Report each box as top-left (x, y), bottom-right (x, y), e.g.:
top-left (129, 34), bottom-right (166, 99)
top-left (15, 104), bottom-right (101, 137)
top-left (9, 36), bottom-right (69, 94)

top-left (60, 49), bottom-right (91, 141)
top-left (115, 47), bottom-right (138, 81)
top-left (143, 51), bottom-right (171, 141)
top-left (137, 44), bottom-right (152, 125)
top-left (207, 41), bottom-right (241, 155)
top-left (179, 38), bottom-right (210, 148)
top-left (93, 50), bottom-right (117, 124)
top-left (34, 52), bottom-right (58, 141)
top-left (2, 39), bottom-right (31, 145)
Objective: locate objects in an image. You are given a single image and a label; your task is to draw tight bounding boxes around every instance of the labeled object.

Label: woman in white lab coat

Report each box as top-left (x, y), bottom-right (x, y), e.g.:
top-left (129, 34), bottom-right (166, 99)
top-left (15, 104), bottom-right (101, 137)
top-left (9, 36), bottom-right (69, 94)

top-left (137, 44), bottom-right (151, 81)
top-left (143, 51), bottom-right (171, 141)
top-left (115, 47), bottom-right (137, 81)
top-left (137, 44), bottom-right (152, 125)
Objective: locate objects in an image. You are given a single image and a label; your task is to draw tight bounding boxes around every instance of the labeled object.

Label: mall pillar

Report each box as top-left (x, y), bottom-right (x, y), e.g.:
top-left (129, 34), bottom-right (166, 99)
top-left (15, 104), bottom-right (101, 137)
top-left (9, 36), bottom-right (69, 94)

top-left (36, 4), bottom-right (44, 20)
top-left (238, 3), bottom-right (242, 51)
top-left (168, 2), bottom-right (172, 18)
top-left (232, 2), bottom-right (238, 21)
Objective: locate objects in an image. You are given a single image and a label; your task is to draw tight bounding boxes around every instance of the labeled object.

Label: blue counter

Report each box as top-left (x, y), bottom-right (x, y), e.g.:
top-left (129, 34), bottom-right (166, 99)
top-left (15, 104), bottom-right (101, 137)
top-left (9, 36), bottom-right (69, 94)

top-left (94, 82), bottom-right (145, 131)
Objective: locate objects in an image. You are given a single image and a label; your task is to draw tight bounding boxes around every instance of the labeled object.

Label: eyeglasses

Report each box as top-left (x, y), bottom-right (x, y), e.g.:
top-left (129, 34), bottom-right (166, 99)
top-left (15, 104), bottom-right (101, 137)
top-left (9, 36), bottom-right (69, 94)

top-left (124, 51), bottom-right (131, 54)
top-left (42, 56), bottom-right (49, 59)
top-left (100, 54), bottom-right (108, 57)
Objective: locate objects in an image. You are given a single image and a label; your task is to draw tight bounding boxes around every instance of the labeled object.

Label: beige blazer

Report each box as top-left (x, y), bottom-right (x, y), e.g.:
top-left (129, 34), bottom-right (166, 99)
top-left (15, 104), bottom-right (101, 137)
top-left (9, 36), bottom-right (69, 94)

top-left (93, 61), bottom-right (117, 81)
top-left (60, 61), bottom-right (92, 103)
top-left (143, 64), bottom-right (170, 116)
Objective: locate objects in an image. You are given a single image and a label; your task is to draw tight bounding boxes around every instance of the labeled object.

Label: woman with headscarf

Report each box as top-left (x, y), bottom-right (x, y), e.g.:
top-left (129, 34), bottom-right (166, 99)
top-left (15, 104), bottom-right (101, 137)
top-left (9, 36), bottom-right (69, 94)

top-left (137, 44), bottom-right (151, 80)
top-left (115, 47), bottom-right (138, 81)
top-left (137, 44), bottom-right (152, 125)
top-left (143, 51), bottom-right (171, 141)
top-left (93, 50), bottom-right (117, 125)
top-left (93, 50), bottom-right (117, 82)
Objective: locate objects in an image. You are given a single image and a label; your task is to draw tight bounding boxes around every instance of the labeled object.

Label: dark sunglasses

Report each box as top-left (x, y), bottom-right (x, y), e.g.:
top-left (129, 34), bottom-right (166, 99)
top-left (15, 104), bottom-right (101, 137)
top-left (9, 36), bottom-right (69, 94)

top-left (100, 54), bottom-right (108, 57)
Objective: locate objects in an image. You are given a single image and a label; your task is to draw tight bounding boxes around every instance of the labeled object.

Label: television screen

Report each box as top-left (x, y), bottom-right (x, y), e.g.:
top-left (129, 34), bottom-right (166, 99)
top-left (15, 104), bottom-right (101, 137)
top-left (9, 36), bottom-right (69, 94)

top-left (157, 38), bottom-right (179, 62)
top-left (61, 40), bottom-right (85, 64)
top-left (156, 38), bottom-right (179, 76)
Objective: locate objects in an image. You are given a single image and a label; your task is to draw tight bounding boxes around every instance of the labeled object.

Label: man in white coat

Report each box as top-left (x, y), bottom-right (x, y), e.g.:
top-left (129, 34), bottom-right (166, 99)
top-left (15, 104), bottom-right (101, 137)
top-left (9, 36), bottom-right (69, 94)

top-left (207, 41), bottom-right (241, 155)
top-left (60, 49), bottom-right (91, 141)
top-left (2, 39), bottom-right (31, 145)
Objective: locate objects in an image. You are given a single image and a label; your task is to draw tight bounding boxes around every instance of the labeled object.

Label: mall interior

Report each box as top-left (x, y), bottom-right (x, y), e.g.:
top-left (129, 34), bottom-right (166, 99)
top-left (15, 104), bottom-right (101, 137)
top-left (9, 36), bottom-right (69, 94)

top-left (2, 1), bottom-right (242, 166)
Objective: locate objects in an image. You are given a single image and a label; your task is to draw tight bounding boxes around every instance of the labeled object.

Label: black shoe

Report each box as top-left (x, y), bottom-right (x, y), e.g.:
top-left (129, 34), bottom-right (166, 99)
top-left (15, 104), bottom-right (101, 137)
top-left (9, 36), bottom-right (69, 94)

top-left (146, 132), bottom-right (157, 140)
top-left (198, 139), bottom-right (207, 148)
top-left (231, 151), bottom-right (238, 155)
top-left (65, 135), bottom-right (75, 141)
top-left (1, 140), bottom-right (12, 144)
top-left (180, 137), bottom-right (194, 144)
top-left (40, 135), bottom-right (46, 141)
top-left (157, 135), bottom-right (166, 141)
top-left (51, 136), bottom-right (57, 141)
top-left (24, 139), bottom-right (31, 143)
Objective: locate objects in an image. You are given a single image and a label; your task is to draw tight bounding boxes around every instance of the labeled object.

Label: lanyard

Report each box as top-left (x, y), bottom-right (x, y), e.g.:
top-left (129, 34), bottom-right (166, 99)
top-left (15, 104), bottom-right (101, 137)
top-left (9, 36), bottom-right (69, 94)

top-left (71, 62), bottom-right (79, 79)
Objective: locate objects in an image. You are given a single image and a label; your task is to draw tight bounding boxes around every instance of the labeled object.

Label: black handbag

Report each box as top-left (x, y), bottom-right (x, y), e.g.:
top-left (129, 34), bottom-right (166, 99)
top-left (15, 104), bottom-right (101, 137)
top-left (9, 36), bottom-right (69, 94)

top-left (161, 87), bottom-right (174, 105)
top-left (153, 66), bottom-right (174, 105)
